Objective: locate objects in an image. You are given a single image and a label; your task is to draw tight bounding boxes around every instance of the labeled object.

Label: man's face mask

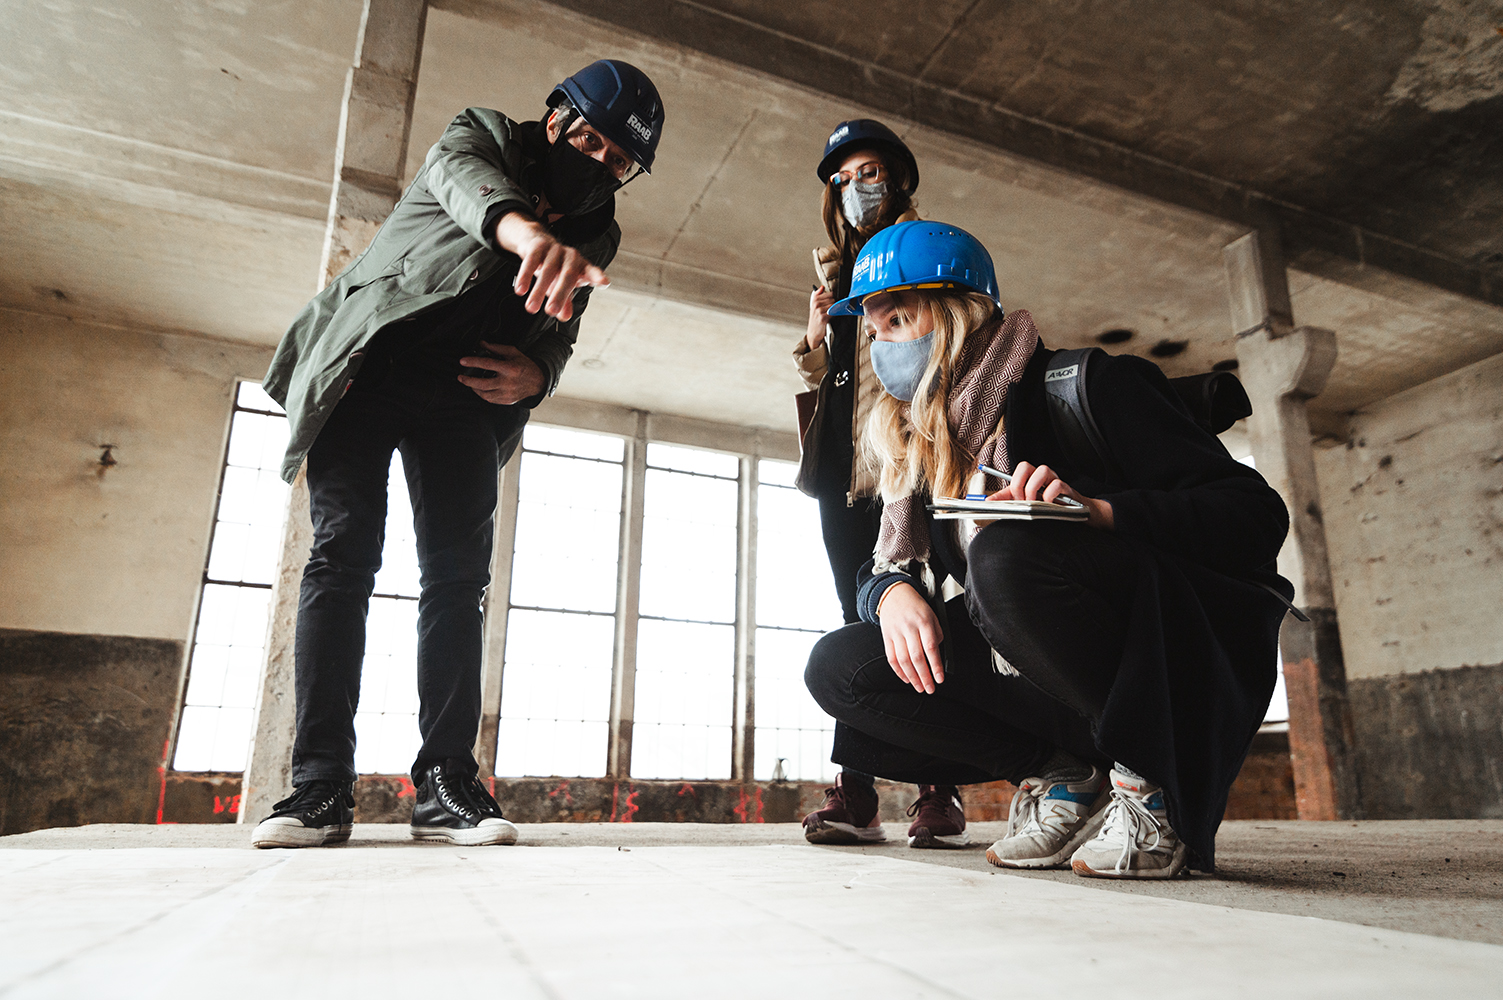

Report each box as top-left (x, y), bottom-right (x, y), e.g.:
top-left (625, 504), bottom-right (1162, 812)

top-left (841, 180), bottom-right (887, 230)
top-left (544, 127), bottom-right (622, 217)
top-left (869, 330), bottom-right (934, 401)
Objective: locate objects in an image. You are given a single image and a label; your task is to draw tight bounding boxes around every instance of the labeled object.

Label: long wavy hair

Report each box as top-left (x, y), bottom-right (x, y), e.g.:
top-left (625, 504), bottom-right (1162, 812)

top-left (821, 148), bottom-right (915, 274)
top-left (861, 290), bottom-right (1003, 503)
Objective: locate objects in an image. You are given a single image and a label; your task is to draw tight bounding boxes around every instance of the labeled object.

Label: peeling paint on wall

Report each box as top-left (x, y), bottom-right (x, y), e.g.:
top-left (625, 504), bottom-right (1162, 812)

top-left (1385, 2), bottom-right (1503, 112)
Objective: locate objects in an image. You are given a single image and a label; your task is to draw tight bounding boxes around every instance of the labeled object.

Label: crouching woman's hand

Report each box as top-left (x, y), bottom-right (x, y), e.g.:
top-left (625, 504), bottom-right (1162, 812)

top-left (989, 460), bottom-right (1115, 530)
top-left (877, 581), bottom-right (945, 695)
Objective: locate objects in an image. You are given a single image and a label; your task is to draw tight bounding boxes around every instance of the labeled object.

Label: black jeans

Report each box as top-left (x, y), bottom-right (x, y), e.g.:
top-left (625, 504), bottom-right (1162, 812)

top-left (818, 491), bottom-right (882, 626)
top-left (291, 365), bottom-right (526, 785)
top-left (804, 520), bottom-right (1139, 785)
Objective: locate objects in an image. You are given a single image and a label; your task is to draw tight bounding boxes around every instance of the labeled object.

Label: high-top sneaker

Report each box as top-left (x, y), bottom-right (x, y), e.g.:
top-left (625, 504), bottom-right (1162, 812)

top-left (985, 768), bottom-right (1109, 869)
top-left (410, 761), bottom-right (519, 846)
top-left (1070, 767), bottom-right (1187, 879)
top-left (906, 784), bottom-right (969, 848)
top-left (802, 772), bottom-right (886, 844)
top-left (251, 779), bottom-right (354, 849)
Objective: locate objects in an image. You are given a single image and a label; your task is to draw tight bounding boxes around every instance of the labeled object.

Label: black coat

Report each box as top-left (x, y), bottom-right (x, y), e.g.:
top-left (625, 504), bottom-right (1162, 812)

top-left (860, 341), bottom-right (1293, 868)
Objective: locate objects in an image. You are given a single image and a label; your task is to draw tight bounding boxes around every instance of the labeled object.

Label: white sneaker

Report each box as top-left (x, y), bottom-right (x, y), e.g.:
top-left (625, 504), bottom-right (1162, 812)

top-left (1069, 768), bottom-right (1187, 879)
top-left (985, 767), bottom-right (1110, 869)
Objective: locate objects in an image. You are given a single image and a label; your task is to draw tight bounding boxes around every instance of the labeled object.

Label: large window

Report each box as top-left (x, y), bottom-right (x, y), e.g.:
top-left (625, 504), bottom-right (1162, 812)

top-left (496, 425), bottom-right (624, 777)
top-left (753, 459), bottom-right (843, 781)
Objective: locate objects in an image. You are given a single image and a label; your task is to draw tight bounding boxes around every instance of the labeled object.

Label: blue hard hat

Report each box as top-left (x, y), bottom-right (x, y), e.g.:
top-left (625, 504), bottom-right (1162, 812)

top-left (817, 119), bottom-right (919, 194)
top-left (828, 221), bottom-right (1000, 316)
top-left (548, 60), bottom-right (665, 172)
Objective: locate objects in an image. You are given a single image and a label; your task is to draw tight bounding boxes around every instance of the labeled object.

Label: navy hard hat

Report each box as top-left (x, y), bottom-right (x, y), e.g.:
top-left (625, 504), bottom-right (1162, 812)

top-left (828, 220), bottom-right (1000, 316)
top-left (816, 118), bottom-right (919, 194)
top-left (548, 59), bottom-right (665, 172)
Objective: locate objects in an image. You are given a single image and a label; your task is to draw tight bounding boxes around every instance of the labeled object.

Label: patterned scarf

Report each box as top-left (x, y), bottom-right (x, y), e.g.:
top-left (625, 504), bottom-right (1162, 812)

top-left (875, 309), bottom-right (1041, 568)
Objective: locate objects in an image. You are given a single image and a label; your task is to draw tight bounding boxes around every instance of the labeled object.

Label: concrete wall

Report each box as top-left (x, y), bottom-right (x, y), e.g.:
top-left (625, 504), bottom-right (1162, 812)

top-left (0, 307), bottom-right (270, 834)
top-left (1317, 349), bottom-right (1503, 818)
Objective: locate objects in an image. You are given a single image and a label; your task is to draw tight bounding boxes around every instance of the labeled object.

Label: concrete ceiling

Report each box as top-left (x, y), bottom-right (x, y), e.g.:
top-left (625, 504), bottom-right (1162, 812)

top-left (1, 0), bottom-right (1500, 436)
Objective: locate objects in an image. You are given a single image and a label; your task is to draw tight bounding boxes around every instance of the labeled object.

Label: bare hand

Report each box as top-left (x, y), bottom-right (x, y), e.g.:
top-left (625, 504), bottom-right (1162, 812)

top-left (878, 582), bottom-right (945, 694)
top-left (494, 213), bottom-right (608, 322)
top-left (805, 285), bottom-right (835, 352)
top-left (988, 461), bottom-right (1115, 530)
top-left (457, 342), bottom-right (546, 404)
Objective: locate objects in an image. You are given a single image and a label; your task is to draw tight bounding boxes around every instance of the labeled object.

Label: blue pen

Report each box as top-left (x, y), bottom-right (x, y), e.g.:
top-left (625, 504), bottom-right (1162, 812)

top-left (977, 462), bottom-right (1086, 508)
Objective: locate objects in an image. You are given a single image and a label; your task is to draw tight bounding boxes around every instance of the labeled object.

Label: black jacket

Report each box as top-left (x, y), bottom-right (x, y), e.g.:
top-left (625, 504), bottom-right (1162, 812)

top-left (859, 342), bottom-right (1293, 868)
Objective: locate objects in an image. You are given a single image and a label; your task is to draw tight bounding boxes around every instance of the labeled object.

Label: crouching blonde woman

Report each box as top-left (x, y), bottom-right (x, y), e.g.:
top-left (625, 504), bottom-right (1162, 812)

top-left (803, 221), bottom-right (1294, 876)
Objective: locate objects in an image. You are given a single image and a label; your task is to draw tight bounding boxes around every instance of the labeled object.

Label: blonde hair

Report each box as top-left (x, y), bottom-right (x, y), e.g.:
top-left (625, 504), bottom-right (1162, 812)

top-left (861, 290), bottom-right (1002, 503)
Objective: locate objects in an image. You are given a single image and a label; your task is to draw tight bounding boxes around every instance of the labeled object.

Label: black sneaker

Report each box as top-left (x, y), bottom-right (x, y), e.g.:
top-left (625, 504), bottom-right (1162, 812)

top-left (251, 779), bottom-right (354, 849)
top-left (410, 761), bottom-right (519, 846)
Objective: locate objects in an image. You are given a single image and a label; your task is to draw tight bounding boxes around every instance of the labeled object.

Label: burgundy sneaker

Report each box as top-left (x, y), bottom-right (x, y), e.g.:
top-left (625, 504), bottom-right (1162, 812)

top-left (906, 784), bottom-right (969, 848)
top-left (802, 773), bottom-right (886, 844)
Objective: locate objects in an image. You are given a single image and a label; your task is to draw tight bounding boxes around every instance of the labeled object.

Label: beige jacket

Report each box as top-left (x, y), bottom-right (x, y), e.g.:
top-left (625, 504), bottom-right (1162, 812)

top-left (792, 209), bottom-right (920, 503)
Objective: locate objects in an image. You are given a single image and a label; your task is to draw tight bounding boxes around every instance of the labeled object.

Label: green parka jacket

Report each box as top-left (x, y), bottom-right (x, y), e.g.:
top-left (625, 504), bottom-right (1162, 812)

top-left (263, 107), bottom-right (621, 483)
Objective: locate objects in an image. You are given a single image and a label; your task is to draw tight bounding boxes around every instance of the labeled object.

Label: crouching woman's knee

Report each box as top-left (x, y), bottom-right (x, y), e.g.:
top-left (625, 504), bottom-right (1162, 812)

top-left (965, 521), bottom-right (1063, 627)
top-left (803, 623), bottom-right (884, 722)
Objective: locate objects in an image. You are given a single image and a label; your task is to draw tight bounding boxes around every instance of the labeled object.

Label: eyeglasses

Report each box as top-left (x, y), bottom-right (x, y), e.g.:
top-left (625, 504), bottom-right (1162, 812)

top-left (566, 121), bottom-right (645, 182)
top-left (828, 162), bottom-right (886, 187)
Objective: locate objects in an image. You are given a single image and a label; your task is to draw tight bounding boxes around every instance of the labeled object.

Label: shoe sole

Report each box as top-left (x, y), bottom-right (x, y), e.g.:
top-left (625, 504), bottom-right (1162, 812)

top-left (251, 821), bottom-right (352, 849)
top-left (985, 799), bottom-right (1112, 869)
top-left (410, 821), bottom-right (519, 846)
top-left (804, 820), bottom-right (886, 845)
top-left (1070, 842), bottom-right (1188, 879)
top-left (907, 827), bottom-right (970, 849)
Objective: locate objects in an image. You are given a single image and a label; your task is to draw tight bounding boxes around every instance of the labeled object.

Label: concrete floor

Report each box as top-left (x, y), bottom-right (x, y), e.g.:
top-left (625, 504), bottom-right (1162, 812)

top-left (3, 821), bottom-right (1500, 998)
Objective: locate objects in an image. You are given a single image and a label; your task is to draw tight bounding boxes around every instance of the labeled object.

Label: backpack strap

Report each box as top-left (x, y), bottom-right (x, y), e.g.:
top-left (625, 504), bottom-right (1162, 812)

top-left (1043, 348), bottom-right (1111, 482)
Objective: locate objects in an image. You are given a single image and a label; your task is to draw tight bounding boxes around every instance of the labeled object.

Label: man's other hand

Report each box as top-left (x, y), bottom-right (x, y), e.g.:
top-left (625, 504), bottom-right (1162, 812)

top-left (458, 342), bottom-right (546, 404)
top-left (494, 212), bottom-right (608, 323)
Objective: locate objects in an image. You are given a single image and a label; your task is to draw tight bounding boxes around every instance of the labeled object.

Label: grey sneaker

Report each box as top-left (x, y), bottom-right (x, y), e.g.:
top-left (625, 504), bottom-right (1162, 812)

top-left (985, 767), bottom-right (1109, 869)
top-left (1070, 768), bottom-right (1187, 879)
top-left (251, 779), bottom-right (354, 849)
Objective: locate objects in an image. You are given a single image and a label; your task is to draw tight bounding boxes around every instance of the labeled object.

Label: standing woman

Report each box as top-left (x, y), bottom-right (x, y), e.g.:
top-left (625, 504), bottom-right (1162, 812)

top-left (804, 221), bottom-right (1294, 877)
top-left (794, 121), bottom-right (969, 848)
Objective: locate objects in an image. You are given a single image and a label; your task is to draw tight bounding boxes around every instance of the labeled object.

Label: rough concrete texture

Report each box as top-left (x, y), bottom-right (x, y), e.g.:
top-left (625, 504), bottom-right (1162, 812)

top-left (1316, 349), bottom-right (1503, 680)
top-left (0, 629), bottom-right (182, 836)
top-left (1349, 664), bottom-right (1503, 820)
top-left (3, 821), bottom-right (1501, 1000)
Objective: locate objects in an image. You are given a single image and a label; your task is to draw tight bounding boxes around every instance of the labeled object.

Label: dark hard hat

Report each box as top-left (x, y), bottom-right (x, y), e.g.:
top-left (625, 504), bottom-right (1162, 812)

top-left (548, 59), bottom-right (665, 172)
top-left (817, 119), bottom-right (919, 194)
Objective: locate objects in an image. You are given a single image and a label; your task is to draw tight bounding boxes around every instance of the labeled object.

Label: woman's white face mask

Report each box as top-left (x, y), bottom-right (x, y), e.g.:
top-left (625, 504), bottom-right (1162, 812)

top-left (841, 180), bottom-right (887, 229)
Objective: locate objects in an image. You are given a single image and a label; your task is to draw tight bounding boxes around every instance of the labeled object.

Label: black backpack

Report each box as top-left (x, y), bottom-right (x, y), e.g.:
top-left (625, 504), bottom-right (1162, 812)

top-left (1042, 348), bottom-right (1252, 484)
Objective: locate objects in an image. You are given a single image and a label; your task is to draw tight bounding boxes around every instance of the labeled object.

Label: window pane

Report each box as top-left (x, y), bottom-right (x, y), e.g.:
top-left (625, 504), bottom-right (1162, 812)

top-left (353, 596), bottom-right (421, 774)
top-left (525, 423), bottom-right (625, 462)
top-left (755, 477), bottom-right (844, 631)
top-left (758, 459), bottom-right (799, 488)
top-left (754, 627), bottom-right (837, 782)
top-left (496, 609), bottom-right (615, 777)
top-left (373, 454), bottom-right (420, 599)
top-left (646, 442), bottom-right (739, 478)
top-left (632, 619), bottom-right (733, 779)
top-left (509, 451), bottom-right (623, 613)
top-left (237, 381), bottom-right (285, 414)
top-left (639, 468), bottom-right (738, 623)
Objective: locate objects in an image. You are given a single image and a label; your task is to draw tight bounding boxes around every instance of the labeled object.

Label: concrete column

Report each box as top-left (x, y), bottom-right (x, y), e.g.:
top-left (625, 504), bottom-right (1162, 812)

top-left (240, 467), bottom-right (312, 823)
top-left (731, 454), bottom-right (759, 782)
top-left (1226, 231), bottom-right (1361, 822)
top-left (608, 413), bottom-right (649, 777)
top-left (241, 0), bottom-right (425, 823)
top-left (318, 0), bottom-right (428, 283)
top-left (474, 453), bottom-right (522, 777)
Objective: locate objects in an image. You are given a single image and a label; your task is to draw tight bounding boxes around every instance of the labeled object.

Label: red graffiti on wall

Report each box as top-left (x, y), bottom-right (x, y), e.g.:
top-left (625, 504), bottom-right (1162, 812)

top-left (677, 783), bottom-right (697, 798)
top-left (393, 776), bottom-right (417, 799)
top-left (213, 794), bottom-right (242, 815)
top-left (549, 779), bottom-right (574, 804)
top-left (733, 786), bottom-right (765, 824)
top-left (610, 783), bottom-right (640, 823)
top-left (154, 739), bottom-right (175, 825)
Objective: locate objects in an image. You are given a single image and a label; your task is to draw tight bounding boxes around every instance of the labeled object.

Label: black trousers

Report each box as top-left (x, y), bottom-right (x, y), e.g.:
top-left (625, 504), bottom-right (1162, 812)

top-left (291, 366), bottom-right (525, 785)
top-left (805, 520), bottom-right (1140, 785)
top-left (818, 491), bottom-right (882, 625)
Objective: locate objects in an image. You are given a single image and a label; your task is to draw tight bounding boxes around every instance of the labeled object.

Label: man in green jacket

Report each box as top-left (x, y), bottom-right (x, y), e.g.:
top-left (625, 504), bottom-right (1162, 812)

top-left (252, 60), bottom-right (665, 850)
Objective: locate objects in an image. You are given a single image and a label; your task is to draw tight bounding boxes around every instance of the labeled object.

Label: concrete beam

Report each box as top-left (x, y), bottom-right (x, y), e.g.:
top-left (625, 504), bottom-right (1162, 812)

top-left (1227, 232), bottom-right (1360, 822)
top-left (500, 0), bottom-right (1503, 311)
top-left (474, 452), bottom-right (522, 777)
top-left (607, 412), bottom-right (648, 777)
top-left (731, 455), bottom-right (757, 782)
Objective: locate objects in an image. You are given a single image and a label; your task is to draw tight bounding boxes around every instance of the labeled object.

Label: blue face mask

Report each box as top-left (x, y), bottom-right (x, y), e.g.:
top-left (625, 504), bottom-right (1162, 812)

top-left (869, 331), bottom-right (935, 401)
